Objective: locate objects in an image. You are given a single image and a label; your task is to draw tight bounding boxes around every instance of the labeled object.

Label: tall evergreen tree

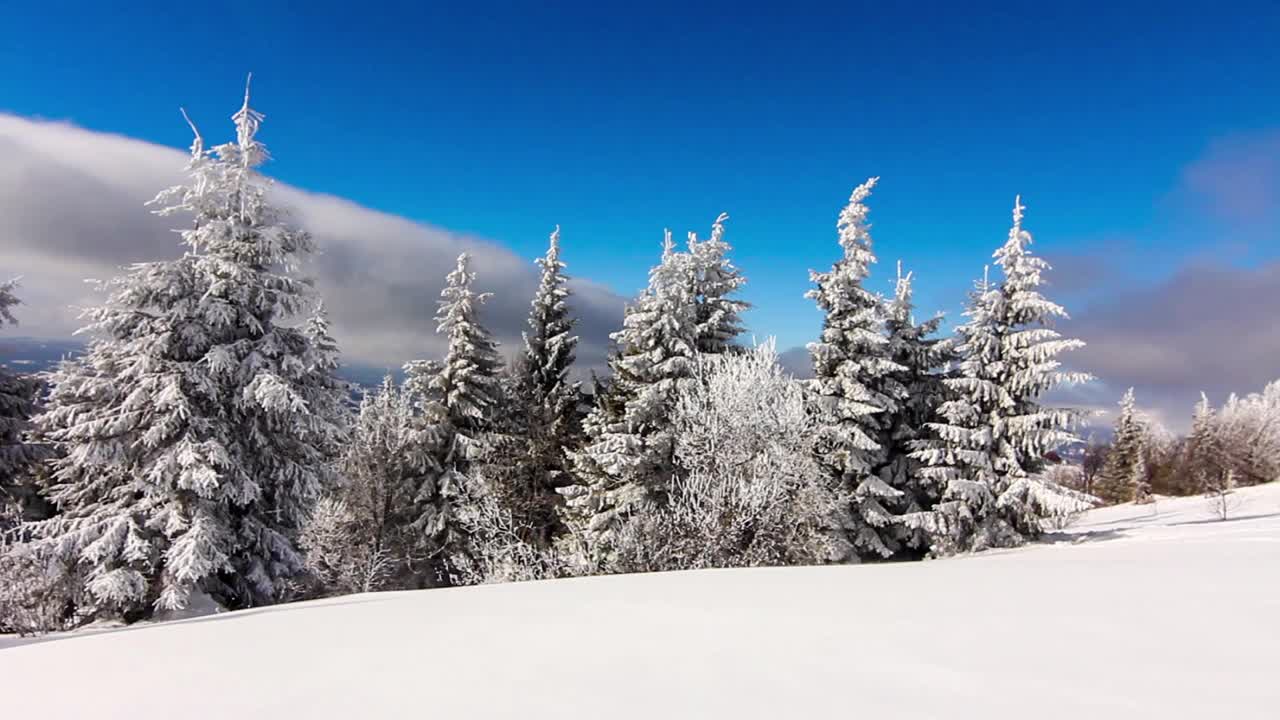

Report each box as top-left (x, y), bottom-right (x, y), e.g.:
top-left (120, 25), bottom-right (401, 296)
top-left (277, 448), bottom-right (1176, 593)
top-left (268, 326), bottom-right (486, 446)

top-left (485, 227), bottom-right (581, 545)
top-left (1094, 388), bottom-right (1148, 504)
top-left (403, 253), bottom-right (502, 582)
top-left (428, 253), bottom-right (503, 450)
top-left (686, 213), bottom-right (749, 354)
top-left (911, 197), bottom-right (1092, 553)
top-left (805, 177), bottom-right (908, 560)
top-left (877, 263), bottom-right (954, 557)
top-left (564, 231), bottom-right (697, 564)
top-left (0, 278), bottom-right (52, 525)
top-left (27, 83), bottom-right (347, 617)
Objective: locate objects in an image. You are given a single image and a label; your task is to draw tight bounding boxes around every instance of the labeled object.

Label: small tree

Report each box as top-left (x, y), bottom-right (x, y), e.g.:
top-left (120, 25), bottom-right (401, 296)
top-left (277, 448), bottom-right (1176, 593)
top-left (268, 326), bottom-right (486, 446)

top-left (299, 377), bottom-right (435, 595)
top-left (1179, 393), bottom-right (1223, 494)
top-left (1094, 388), bottom-right (1148, 504)
top-left (1079, 435), bottom-right (1110, 497)
top-left (1204, 469), bottom-right (1240, 521)
top-left (297, 498), bottom-right (395, 595)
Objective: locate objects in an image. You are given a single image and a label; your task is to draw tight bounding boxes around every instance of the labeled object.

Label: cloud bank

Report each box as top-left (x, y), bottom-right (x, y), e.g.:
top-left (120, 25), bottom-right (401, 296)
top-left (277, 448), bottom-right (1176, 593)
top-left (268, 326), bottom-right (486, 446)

top-left (0, 113), bottom-right (626, 374)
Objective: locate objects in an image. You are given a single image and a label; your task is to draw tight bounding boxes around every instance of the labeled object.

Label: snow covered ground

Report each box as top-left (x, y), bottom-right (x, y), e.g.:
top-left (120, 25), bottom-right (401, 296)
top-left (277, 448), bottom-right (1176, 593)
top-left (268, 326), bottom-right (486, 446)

top-left (3, 484), bottom-right (1278, 719)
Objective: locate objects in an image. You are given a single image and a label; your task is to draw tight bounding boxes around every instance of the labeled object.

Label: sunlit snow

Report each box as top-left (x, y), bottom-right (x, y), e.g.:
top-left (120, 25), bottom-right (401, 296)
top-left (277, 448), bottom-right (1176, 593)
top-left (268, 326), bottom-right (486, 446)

top-left (3, 483), bottom-right (1277, 719)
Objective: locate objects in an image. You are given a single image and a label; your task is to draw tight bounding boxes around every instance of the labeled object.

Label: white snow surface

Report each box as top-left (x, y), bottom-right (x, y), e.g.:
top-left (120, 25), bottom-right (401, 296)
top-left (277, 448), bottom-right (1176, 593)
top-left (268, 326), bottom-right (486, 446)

top-left (3, 484), bottom-right (1278, 719)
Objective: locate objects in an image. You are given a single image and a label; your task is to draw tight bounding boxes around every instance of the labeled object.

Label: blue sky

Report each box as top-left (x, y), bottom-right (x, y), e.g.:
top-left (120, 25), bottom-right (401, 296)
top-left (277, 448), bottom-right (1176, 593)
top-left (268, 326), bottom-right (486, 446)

top-left (3, 1), bottom-right (1280, 420)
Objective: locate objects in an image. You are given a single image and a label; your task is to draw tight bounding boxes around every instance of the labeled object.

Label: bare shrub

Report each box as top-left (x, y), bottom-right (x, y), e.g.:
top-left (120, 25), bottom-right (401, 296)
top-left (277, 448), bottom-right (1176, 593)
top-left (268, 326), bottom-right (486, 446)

top-left (1204, 469), bottom-right (1243, 522)
top-left (447, 481), bottom-right (581, 586)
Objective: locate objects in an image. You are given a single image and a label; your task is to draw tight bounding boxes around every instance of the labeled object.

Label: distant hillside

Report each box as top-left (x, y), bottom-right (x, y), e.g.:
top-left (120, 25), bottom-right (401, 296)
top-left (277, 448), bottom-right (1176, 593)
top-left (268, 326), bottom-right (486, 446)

top-left (0, 337), bottom-right (85, 373)
top-left (0, 336), bottom-right (390, 391)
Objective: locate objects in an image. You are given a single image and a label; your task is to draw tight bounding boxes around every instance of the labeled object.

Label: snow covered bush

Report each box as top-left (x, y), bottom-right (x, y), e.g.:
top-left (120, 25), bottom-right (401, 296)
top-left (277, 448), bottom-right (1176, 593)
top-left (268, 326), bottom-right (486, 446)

top-left (1035, 464), bottom-right (1089, 530)
top-left (610, 341), bottom-right (845, 573)
top-left (298, 377), bottom-right (435, 595)
top-left (446, 480), bottom-right (582, 585)
top-left (0, 531), bottom-right (86, 635)
top-left (297, 498), bottom-right (396, 595)
top-left (1215, 382), bottom-right (1280, 487)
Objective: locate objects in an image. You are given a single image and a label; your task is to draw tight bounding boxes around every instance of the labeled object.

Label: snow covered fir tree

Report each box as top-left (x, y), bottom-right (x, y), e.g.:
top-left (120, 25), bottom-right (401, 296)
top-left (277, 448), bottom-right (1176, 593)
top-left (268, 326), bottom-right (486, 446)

top-left (1094, 388), bottom-right (1151, 505)
top-left (686, 213), bottom-right (749, 354)
top-left (481, 227), bottom-right (582, 547)
top-left (16, 83), bottom-right (348, 619)
top-left (909, 198), bottom-right (1094, 554)
top-left (1181, 393), bottom-right (1224, 494)
top-left (805, 177), bottom-right (914, 560)
top-left (402, 252), bottom-right (503, 584)
top-left (564, 219), bottom-right (750, 568)
top-left (874, 263), bottom-right (955, 557)
top-left (563, 232), bottom-right (700, 566)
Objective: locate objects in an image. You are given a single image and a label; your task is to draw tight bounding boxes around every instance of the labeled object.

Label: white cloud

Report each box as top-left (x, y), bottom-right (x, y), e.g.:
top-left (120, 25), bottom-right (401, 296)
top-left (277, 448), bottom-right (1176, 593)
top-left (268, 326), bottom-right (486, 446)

top-left (0, 113), bottom-right (626, 372)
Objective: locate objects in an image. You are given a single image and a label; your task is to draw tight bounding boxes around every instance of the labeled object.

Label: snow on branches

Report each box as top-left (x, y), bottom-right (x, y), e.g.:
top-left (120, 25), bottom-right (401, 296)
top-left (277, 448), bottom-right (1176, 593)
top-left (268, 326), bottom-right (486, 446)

top-left (23, 82), bottom-right (347, 618)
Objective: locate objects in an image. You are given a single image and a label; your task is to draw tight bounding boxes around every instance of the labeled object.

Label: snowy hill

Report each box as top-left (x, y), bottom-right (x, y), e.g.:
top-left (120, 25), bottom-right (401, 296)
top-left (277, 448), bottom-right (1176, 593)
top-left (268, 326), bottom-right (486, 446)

top-left (3, 484), bottom-right (1278, 719)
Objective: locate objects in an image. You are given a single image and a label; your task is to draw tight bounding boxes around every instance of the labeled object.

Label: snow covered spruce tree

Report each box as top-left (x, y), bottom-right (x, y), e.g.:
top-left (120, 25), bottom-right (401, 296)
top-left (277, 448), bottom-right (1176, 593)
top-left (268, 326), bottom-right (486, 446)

top-left (564, 231), bottom-right (697, 566)
top-left (0, 278), bottom-right (52, 526)
top-left (876, 263), bottom-right (954, 557)
top-left (910, 198), bottom-right (1093, 554)
top-left (25, 85), bottom-right (347, 618)
top-left (806, 177), bottom-right (912, 560)
top-left (1179, 393), bottom-right (1224, 494)
top-left (481, 227), bottom-right (581, 547)
top-left (686, 213), bottom-right (749, 354)
top-left (403, 252), bottom-right (502, 584)
top-left (1093, 388), bottom-right (1150, 505)
top-left (299, 376), bottom-right (434, 595)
